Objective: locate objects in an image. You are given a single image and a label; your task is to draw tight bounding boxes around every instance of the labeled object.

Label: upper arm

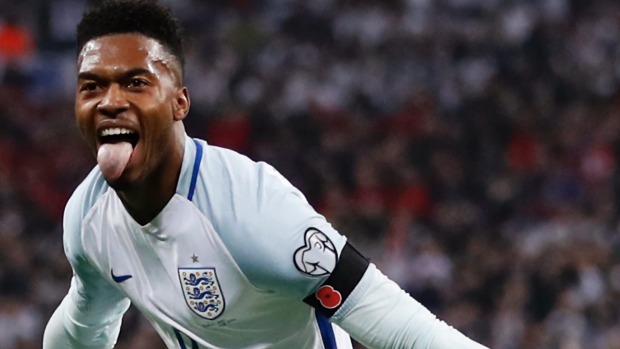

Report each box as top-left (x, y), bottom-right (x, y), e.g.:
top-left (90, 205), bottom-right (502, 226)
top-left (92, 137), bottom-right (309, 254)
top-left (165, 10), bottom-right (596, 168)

top-left (203, 153), bottom-right (362, 301)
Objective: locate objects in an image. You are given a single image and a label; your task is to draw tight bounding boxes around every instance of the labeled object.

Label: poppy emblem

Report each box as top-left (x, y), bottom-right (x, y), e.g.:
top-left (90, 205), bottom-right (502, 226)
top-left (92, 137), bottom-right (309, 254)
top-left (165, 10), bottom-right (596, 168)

top-left (316, 285), bottom-right (342, 309)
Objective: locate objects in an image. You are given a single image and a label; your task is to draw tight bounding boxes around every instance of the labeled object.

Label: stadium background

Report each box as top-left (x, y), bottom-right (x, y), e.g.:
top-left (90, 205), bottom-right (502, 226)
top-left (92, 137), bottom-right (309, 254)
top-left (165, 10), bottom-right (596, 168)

top-left (1, 0), bottom-right (620, 348)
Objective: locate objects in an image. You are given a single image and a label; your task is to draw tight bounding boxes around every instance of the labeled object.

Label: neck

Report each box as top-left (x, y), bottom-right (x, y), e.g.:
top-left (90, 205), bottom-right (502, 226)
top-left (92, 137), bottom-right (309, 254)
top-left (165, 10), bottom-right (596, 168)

top-left (118, 126), bottom-right (186, 225)
top-left (118, 170), bottom-right (179, 226)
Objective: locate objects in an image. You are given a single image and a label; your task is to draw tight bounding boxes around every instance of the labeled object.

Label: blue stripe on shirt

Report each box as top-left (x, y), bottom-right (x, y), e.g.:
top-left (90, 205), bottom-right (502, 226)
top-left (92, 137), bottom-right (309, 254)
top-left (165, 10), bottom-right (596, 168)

top-left (188, 139), bottom-right (203, 201)
top-left (316, 312), bottom-right (338, 349)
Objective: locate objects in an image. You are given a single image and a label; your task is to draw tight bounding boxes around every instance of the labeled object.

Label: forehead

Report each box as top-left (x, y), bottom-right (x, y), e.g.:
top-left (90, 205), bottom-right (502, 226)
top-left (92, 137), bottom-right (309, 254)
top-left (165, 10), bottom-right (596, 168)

top-left (78, 34), bottom-right (177, 75)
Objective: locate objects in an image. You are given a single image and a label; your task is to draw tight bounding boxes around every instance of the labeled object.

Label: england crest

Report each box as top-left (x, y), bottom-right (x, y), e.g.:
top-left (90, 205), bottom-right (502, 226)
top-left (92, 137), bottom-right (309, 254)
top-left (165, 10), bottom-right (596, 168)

top-left (178, 267), bottom-right (225, 320)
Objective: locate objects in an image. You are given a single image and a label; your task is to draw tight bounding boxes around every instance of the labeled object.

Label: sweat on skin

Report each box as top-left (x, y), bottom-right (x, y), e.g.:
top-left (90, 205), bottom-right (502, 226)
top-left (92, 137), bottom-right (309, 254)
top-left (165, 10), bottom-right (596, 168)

top-left (76, 34), bottom-right (187, 184)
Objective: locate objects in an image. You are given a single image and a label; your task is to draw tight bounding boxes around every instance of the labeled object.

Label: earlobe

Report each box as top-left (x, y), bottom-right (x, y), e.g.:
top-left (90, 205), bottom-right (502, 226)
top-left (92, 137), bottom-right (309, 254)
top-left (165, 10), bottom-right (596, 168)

top-left (173, 87), bottom-right (190, 121)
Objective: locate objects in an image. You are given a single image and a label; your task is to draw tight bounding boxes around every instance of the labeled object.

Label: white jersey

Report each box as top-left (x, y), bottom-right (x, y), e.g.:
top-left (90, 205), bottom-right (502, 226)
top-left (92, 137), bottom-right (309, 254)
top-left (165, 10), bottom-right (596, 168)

top-left (62, 135), bottom-right (353, 348)
top-left (47, 135), bottom-right (491, 349)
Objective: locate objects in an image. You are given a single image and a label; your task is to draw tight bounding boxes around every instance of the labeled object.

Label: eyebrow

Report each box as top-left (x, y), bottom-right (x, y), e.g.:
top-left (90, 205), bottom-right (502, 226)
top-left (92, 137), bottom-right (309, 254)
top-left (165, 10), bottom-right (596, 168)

top-left (77, 68), bottom-right (153, 81)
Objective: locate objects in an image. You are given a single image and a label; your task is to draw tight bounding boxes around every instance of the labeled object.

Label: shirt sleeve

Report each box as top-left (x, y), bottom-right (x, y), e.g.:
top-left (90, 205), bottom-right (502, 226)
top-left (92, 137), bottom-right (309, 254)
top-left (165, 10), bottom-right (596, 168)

top-left (43, 174), bottom-right (130, 349)
top-left (201, 147), bottom-right (488, 348)
top-left (43, 275), bottom-right (130, 349)
top-left (198, 150), bottom-right (348, 299)
top-left (331, 264), bottom-right (489, 349)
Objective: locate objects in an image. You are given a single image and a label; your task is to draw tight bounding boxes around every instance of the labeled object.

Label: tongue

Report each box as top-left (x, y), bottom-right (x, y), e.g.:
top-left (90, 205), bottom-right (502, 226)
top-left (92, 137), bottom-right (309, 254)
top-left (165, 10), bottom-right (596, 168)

top-left (97, 142), bottom-right (133, 181)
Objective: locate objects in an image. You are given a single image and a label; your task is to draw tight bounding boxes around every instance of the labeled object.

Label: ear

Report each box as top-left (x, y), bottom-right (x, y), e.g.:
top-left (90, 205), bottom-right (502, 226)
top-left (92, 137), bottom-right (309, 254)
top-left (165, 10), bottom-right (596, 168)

top-left (172, 87), bottom-right (190, 121)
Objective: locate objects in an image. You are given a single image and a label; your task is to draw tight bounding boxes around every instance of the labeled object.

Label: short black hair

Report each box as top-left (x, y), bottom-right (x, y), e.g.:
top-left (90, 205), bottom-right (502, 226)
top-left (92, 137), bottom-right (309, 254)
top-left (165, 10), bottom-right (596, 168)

top-left (77, 0), bottom-right (184, 68)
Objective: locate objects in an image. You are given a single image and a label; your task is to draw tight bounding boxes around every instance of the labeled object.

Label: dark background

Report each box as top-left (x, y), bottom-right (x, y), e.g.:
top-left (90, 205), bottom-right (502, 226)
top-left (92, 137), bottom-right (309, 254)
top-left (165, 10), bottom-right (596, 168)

top-left (1, 0), bottom-right (620, 348)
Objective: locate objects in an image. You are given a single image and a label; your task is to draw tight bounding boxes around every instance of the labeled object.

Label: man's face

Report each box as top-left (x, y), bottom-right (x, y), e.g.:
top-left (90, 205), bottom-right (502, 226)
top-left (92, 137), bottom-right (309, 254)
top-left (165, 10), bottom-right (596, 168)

top-left (75, 34), bottom-right (188, 188)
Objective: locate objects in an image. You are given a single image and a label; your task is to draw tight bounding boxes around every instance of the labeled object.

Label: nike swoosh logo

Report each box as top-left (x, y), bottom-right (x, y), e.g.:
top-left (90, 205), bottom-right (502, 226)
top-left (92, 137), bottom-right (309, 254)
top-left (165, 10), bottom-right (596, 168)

top-left (111, 269), bottom-right (133, 283)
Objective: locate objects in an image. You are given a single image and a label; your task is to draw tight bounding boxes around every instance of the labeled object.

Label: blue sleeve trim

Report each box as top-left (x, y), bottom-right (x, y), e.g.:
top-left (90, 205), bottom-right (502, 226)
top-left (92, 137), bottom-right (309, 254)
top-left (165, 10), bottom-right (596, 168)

top-left (188, 139), bottom-right (203, 201)
top-left (173, 328), bottom-right (198, 349)
top-left (316, 312), bottom-right (338, 349)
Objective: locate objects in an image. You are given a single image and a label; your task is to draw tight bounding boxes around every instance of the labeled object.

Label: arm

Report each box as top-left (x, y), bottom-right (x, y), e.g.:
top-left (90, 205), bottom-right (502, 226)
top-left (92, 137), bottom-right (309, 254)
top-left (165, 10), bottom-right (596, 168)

top-left (43, 179), bottom-right (130, 348)
top-left (205, 154), bottom-right (486, 347)
top-left (43, 264), bottom-right (130, 348)
top-left (330, 264), bottom-right (488, 349)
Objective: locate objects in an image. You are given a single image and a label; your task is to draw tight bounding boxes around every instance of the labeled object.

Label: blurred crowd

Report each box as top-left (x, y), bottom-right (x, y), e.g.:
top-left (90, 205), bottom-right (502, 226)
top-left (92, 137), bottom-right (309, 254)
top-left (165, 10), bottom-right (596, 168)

top-left (2, 0), bottom-right (620, 348)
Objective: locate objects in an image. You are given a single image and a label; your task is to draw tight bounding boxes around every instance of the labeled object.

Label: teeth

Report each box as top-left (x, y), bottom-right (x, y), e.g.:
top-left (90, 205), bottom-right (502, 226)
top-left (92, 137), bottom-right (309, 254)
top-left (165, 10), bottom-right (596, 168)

top-left (100, 128), bottom-right (135, 137)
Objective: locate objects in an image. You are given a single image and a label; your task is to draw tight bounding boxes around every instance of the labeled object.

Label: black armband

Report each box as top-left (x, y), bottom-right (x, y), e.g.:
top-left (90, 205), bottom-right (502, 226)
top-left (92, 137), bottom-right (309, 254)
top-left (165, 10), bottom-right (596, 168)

top-left (304, 242), bottom-right (370, 317)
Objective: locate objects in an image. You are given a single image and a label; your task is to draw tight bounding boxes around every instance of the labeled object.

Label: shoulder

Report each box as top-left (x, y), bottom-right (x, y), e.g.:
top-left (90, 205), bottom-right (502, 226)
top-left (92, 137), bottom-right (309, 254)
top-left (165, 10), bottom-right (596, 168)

top-left (197, 143), bottom-right (311, 226)
top-left (202, 143), bottom-right (304, 200)
top-left (195, 143), bottom-right (303, 216)
top-left (63, 167), bottom-right (109, 261)
top-left (201, 143), bottom-right (264, 181)
top-left (64, 166), bottom-right (109, 223)
top-left (196, 143), bottom-right (346, 296)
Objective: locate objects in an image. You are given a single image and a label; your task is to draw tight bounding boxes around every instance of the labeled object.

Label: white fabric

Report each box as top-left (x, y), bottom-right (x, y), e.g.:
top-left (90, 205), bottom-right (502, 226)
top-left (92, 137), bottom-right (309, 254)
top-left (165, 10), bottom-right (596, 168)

top-left (334, 265), bottom-right (489, 349)
top-left (45, 136), bottom-right (351, 348)
top-left (44, 135), bottom-right (488, 349)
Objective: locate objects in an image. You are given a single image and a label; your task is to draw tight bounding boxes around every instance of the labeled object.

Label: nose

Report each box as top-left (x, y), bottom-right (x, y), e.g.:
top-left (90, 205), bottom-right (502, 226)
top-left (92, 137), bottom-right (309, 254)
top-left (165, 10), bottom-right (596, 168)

top-left (97, 84), bottom-right (129, 117)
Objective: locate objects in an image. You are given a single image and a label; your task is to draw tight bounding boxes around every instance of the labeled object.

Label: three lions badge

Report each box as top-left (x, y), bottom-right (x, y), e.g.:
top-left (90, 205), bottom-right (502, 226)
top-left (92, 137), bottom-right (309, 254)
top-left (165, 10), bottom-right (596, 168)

top-left (178, 268), bottom-right (225, 320)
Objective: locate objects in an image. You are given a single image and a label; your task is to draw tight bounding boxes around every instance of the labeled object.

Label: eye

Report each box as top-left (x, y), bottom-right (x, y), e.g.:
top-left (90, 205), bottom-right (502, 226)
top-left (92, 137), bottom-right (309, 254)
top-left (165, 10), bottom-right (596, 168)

top-left (128, 78), bottom-right (148, 89)
top-left (79, 82), bottom-right (99, 92)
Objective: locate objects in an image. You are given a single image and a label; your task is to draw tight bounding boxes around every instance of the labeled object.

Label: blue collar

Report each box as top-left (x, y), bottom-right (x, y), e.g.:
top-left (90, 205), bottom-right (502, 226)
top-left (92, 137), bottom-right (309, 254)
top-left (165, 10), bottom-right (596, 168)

top-left (187, 139), bottom-right (203, 201)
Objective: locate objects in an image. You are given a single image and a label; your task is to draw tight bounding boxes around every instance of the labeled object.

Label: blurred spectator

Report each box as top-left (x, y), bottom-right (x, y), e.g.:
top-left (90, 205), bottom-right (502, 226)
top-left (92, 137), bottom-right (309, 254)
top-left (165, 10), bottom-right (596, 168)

top-left (0, 15), bottom-right (35, 94)
top-left (0, 16), bottom-right (34, 63)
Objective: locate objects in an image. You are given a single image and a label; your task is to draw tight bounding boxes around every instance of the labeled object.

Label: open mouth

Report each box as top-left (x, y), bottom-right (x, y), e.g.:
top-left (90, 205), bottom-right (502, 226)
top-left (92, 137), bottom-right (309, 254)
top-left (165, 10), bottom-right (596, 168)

top-left (99, 127), bottom-right (139, 147)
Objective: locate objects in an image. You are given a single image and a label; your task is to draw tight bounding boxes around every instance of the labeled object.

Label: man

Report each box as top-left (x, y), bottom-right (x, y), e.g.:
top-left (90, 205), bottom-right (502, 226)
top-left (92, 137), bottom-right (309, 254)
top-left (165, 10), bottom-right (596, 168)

top-left (43, 1), bottom-right (489, 348)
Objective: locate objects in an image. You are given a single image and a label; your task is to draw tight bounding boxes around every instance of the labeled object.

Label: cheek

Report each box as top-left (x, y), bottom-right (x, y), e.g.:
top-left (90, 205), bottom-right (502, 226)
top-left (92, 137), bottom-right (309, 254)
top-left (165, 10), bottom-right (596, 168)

top-left (144, 98), bottom-right (176, 130)
top-left (74, 102), bottom-right (96, 143)
top-left (139, 107), bottom-right (173, 146)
